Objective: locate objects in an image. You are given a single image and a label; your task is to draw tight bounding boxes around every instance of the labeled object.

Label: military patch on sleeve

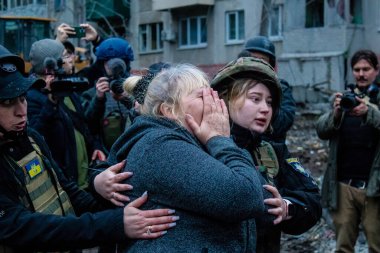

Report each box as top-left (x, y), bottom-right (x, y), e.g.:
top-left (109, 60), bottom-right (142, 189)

top-left (286, 158), bottom-right (310, 177)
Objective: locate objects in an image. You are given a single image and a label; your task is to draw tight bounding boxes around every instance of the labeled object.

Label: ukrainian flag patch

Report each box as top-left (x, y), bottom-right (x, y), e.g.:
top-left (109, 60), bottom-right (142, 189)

top-left (25, 158), bottom-right (43, 178)
top-left (286, 158), bottom-right (310, 177)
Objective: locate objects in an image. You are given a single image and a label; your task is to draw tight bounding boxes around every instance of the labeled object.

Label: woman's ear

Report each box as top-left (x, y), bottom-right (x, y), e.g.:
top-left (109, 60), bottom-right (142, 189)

top-left (160, 103), bottom-right (177, 120)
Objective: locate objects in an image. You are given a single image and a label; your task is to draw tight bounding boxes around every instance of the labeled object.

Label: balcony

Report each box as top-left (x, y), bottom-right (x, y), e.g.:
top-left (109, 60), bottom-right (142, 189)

top-left (152, 0), bottom-right (214, 11)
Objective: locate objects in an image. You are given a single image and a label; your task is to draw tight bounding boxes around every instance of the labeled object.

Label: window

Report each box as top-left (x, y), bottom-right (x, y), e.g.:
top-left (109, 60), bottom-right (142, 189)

top-left (305, 0), bottom-right (324, 28)
top-left (8, 0), bottom-right (38, 8)
top-left (268, 5), bottom-right (283, 38)
top-left (0, 0), bottom-right (7, 11)
top-left (139, 23), bottom-right (163, 53)
top-left (179, 16), bottom-right (207, 48)
top-left (350, 0), bottom-right (362, 24)
top-left (226, 10), bottom-right (244, 43)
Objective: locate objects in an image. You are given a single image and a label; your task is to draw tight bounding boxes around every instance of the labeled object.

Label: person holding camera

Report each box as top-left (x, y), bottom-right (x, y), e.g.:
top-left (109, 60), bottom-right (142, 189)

top-left (55, 23), bottom-right (102, 74)
top-left (26, 38), bottom-right (106, 190)
top-left (316, 49), bottom-right (380, 253)
top-left (0, 44), bottom-right (178, 252)
top-left (81, 38), bottom-right (135, 154)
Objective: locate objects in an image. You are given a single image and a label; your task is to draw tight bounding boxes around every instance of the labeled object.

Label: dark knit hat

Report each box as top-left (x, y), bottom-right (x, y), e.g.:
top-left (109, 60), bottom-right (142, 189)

top-left (132, 72), bottom-right (155, 104)
top-left (29, 39), bottom-right (64, 74)
top-left (132, 62), bottom-right (171, 104)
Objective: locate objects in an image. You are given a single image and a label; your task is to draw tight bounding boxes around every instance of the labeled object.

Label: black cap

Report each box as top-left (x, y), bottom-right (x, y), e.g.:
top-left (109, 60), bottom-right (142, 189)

top-left (0, 45), bottom-right (25, 74)
top-left (0, 45), bottom-right (45, 100)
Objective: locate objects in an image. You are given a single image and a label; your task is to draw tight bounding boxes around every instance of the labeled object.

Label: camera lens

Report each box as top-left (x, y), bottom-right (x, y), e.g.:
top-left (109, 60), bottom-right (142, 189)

top-left (340, 93), bottom-right (358, 111)
top-left (110, 79), bottom-right (124, 95)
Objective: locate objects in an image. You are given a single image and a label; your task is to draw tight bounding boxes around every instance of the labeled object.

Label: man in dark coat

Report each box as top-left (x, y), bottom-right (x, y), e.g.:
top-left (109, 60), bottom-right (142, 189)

top-left (0, 44), bottom-right (176, 252)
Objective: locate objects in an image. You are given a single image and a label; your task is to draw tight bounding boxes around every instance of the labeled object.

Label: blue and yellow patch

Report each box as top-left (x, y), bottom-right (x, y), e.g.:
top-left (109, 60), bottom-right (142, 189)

top-left (24, 158), bottom-right (43, 179)
top-left (286, 158), bottom-right (310, 177)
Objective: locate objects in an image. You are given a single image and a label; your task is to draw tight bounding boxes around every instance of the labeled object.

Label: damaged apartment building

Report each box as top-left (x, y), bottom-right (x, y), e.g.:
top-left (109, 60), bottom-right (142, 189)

top-left (129, 0), bottom-right (380, 103)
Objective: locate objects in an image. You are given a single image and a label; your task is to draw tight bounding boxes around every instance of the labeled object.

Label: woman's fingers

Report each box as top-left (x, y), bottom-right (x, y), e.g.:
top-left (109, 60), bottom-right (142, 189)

top-left (212, 90), bottom-right (223, 113)
top-left (220, 99), bottom-right (229, 118)
top-left (110, 197), bottom-right (127, 207)
top-left (202, 88), bottom-right (214, 113)
top-left (140, 208), bottom-right (176, 219)
top-left (263, 184), bottom-right (281, 198)
top-left (108, 160), bottom-right (126, 173)
top-left (127, 191), bottom-right (148, 208)
top-left (137, 211), bottom-right (178, 239)
top-left (264, 198), bottom-right (282, 207)
top-left (185, 114), bottom-right (200, 135)
top-left (123, 193), bottom-right (178, 239)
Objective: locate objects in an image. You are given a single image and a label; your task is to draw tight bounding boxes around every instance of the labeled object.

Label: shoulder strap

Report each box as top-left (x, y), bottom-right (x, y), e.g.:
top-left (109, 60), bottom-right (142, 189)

top-left (253, 141), bottom-right (280, 185)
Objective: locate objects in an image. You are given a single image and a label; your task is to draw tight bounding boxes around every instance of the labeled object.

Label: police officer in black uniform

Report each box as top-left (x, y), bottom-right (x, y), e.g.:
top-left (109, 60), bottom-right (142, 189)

top-left (0, 45), bottom-right (177, 252)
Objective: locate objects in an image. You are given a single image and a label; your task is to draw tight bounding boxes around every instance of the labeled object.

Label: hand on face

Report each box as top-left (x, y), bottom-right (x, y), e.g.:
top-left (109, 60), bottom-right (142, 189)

top-left (185, 88), bottom-right (230, 145)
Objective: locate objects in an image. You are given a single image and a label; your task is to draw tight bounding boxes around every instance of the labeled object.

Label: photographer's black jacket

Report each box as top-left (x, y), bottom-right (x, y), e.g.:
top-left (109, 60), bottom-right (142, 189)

top-left (26, 88), bottom-right (101, 184)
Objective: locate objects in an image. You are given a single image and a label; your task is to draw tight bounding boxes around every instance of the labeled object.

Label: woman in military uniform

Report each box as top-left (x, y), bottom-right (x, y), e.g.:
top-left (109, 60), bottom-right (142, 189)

top-left (210, 57), bottom-right (322, 253)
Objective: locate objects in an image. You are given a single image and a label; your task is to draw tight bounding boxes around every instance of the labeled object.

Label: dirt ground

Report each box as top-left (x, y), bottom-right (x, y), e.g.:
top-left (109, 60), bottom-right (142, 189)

top-left (279, 105), bottom-right (368, 253)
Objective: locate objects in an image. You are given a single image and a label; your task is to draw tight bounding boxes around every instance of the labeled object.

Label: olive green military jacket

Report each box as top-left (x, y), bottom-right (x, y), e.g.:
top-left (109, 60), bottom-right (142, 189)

top-left (316, 95), bottom-right (380, 210)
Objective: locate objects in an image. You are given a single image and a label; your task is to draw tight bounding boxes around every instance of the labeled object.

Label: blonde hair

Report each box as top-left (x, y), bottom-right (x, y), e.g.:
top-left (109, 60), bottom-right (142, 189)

top-left (123, 75), bottom-right (142, 95)
top-left (140, 64), bottom-right (209, 124)
top-left (220, 78), bottom-right (260, 114)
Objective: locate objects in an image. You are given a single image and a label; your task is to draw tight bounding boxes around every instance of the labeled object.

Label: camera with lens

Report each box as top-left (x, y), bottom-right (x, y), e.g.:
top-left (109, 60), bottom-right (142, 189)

top-left (109, 77), bottom-right (125, 95)
top-left (106, 58), bottom-right (129, 95)
top-left (340, 83), bottom-right (379, 111)
top-left (43, 57), bottom-right (90, 96)
top-left (109, 76), bottom-right (134, 109)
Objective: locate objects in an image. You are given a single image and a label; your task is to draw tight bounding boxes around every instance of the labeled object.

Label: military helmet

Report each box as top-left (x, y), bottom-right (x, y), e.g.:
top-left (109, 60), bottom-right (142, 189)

top-left (95, 38), bottom-right (134, 62)
top-left (210, 57), bottom-right (282, 116)
top-left (244, 36), bottom-right (276, 67)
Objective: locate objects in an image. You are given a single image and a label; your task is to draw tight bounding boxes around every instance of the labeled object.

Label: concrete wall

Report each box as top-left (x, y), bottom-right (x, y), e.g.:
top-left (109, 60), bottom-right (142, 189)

top-left (130, 0), bottom-right (264, 69)
top-left (1, 0), bottom-right (85, 32)
top-left (130, 0), bottom-right (380, 103)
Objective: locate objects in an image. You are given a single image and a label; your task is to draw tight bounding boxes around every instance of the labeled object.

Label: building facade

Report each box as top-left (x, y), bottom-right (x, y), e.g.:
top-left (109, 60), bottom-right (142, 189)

top-left (130, 0), bottom-right (380, 103)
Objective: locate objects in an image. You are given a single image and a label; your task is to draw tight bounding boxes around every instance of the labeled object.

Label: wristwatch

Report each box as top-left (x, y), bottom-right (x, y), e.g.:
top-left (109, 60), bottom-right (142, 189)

top-left (288, 202), bottom-right (296, 217)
